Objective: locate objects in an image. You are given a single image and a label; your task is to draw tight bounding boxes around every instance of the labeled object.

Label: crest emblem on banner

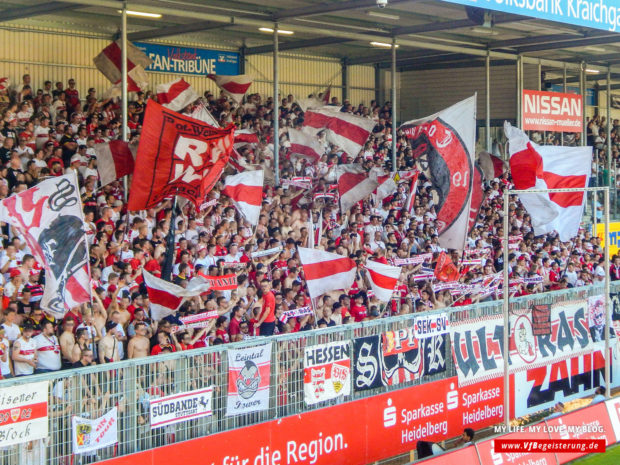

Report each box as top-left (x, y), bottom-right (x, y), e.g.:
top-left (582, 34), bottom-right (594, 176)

top-left (311, 368), bottom-right (326, 399)
top-left (236, 361), bottom-right (261, 399)
top-left (10, 408), bottom-right (20, 422)
top-left (331, 365), bottom-right (349, 393)
top-left (514, 315), bottom-right (537, 364)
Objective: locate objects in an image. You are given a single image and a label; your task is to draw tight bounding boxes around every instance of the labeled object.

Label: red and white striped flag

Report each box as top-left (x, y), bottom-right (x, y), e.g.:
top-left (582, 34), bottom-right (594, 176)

top-left (298, 247), bottom-right (356, 299)
top-left (0, 77), bottom-right (9, 92)
top-left (288, 127), bottom-right (324, 162)
top-left (365, 259), bottom-right (401, 302)
top-left (505, 122), bottom-right (591, 241)
top-left (93, 40), bottom-right (152, 92)
top-left (143, 270), bottom-right (212, 320)
top-left (221, 170), bottom-right (264, 225)
top-left (234, 129), bottom-right (259, 146)
top-left (332, 164), bottom-right (379, 213)
top-left (156, 78), bottom-right (198, 112)
top-left (478, 151), bottom-right (507, 180)
top-left (303, 108), bottom-right (376, 158)
top-left (403, 171), bottom-right (419, 214)
top-left (207, 73), bottom-right (252, 103)
top-left (375, 173), bottom-right (397, 205)
top-left (95, 140), bottom-right (136, 187)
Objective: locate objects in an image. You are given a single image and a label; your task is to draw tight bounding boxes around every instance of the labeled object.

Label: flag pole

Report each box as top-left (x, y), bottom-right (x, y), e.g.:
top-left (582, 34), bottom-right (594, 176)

top-left (502, 189), bottom-right (510, 428)
top-left (391, 37), bottom-right (397, 174)
top-left (121, 2), bottom-right (129, 203)
top-left (162, 196), bottom-right (178, 282)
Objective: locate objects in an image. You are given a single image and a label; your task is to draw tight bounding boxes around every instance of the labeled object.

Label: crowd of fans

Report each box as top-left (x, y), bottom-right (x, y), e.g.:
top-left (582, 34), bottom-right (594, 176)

top-left (0, 72), bottom-right (615, 378)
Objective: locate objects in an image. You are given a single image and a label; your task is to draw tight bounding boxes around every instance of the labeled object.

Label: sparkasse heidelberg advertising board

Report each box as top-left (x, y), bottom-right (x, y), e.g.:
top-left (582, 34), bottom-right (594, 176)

top-left (95, 376), bottom-right (504, 465)
top-left (522, 89), bottom-right (583, 133)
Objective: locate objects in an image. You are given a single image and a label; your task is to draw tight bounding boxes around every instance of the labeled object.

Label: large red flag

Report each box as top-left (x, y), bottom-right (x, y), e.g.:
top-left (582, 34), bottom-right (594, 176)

top-left (128, 100), bottom-right (235, 211)
top-left (434, 251), bottom-right (459, 282)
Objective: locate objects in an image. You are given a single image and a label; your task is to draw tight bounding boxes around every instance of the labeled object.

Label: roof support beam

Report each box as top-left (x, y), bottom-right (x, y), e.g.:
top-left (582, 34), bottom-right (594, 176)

top-left (490, 30), bottom-right (613, 50)
top-left (127, 20), bottom-right (232, 41)
top-left (545, 72), bottom-right (620, 85)
top-left (399, 58), bottom-right (514, 72)
top-left (391, 13), bottom-right (527, 37)
top-left (245, 37), bottom-right (354, 55)
top-left (348, 49), bottom-right (448, 66)
top-left (517, 34), bottom-right (620, 53)
top-left (127, 20), bottom-right (234, 41)
top-left (0, 1), bottom-right (77, 22)
top-left (273, 0), bottom-right (411, 21)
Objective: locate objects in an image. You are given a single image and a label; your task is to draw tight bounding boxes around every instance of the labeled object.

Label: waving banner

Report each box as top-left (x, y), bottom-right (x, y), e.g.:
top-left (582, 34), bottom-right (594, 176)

top-left (450, 300), bottom-right (615, 386)
top-left (0, 174), bottom-right (90, 318)
top-left (72, 407), bottom-right (118, 454)
top-left (304, 341), bottom-right (351, 405)
top-left (399, 96), bottom-right (476, 250)
top-left (226, 343), bottom-right (272, 416)
top-left (128, 100), bottom-right (235, 210)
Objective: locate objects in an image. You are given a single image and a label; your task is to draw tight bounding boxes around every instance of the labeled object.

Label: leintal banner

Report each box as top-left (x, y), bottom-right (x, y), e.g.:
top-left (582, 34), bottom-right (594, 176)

top-left (522, 90), bottom-right (583, 133)
top-left (135, 42), bottom-right (240, 76)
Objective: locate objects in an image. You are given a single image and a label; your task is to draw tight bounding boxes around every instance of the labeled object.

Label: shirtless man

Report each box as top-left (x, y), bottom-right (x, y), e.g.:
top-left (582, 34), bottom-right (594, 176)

top-left (127, 322), bottom-right (150, 359)
top-left (98, 321), bottom-right (119, 363)
top-left (59, 320), bottom-right (76, 368)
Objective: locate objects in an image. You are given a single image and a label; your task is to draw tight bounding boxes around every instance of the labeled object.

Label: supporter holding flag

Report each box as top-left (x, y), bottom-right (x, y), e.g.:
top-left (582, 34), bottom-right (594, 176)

top-left (221, 170), bottom-right (264, 225)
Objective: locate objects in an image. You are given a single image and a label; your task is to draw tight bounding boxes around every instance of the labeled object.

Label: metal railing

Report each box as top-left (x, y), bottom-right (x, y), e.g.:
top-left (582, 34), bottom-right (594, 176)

top-left (0, 281), bottom-right (615, 464)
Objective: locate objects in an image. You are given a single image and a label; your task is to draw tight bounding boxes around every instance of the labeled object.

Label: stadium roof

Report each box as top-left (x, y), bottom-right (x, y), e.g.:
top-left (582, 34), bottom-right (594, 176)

top-left (2, 0), bottom-right (620, 81)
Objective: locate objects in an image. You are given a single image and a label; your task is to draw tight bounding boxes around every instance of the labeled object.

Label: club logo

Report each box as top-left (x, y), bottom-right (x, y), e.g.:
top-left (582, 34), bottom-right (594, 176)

top-left (236, 360), bottom-right (261, 399)
top-left (311, 367), bottom-right (326, 399)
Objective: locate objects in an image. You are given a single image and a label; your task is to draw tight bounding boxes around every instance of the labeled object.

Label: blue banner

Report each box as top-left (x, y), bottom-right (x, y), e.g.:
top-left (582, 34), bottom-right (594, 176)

top-left (135, 42), bottom-right (239, 76)
top-left (439, 0), bottom-right (620, 32)
top-left (549, 84), bottom-right (598, 106)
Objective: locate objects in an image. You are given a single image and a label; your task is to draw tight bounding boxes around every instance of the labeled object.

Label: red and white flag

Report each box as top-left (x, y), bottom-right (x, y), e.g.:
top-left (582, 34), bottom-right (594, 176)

top-left (0, 77), bottom-right (9, 92)
top-left (93, 40), bottom-right (152, 92)
top-left (128, 100), bottom-right (234, 211)
top-left (335, 164), bottom-right (379, 213)
top-left (298, 247), bottom-right (356, 299)
top-left (143, 270), bottom-right (212, 320)
top-left (288, 127), bottom-right (324, 162)
top-left (478, 151), bottom-right (507, 180)
top-left (0, 174), bottom-right (90, 318)
top-left (505, 122), bottom-right (591, 241)
top-left (365, 260), bottom-right (401, 302)
top-left (95, 140), bottom-right (136, 187)
top-left (156, 78), bottom-right (198, 112)
top-left (234, 129), bottom-right (259, 146)
top-left (303, 108), bottom-right (376, 158)
top-left (375, 173), bottom-right (397, 205)
top-left (399, 96), bottom-right (476, 250)
top-left (221, 170), bottom-right (264, 225)
top-left (207, 73), bottom-right (252, 103)
top-left (403, 171), bottom-right (420, 214)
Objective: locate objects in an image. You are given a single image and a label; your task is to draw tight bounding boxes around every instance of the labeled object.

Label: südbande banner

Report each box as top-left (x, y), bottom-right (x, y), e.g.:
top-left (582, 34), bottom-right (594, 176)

top-left (304, 341), bottom-right (351, 405)
top-left (226, 343), bottom-right (272, 416)
top-left (150, 387), bottom-right (213, 429)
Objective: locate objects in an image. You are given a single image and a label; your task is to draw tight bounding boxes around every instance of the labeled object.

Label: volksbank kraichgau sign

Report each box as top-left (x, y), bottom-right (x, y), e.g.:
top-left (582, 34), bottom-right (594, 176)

top-left (441, 0), bottom-right (620, 32)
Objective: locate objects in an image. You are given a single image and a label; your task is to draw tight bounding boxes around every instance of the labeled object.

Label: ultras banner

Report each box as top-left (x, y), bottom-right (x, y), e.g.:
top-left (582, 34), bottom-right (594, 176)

top-left (353, 330), bottom-right (447, 392)
top-left (304, 341), bottom-right (351, 405)
top-left (226, 343), bottom-right (272, 416)
top-left (450, 299), bottom-right (616, 386)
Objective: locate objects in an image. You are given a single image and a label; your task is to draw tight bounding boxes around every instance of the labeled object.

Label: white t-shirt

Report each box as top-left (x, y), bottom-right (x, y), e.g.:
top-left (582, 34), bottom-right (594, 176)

top-left (13, 336), bottom-right (36, 376)
top-left (34, 334), bottom-right (62, 371)
top-left (2, 322), bottom-right (20, 342)
top-left (0, 338), bottom-right (10, 375)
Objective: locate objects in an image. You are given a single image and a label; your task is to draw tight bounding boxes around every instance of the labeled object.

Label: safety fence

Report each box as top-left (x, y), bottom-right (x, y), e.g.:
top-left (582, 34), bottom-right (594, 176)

top-left (0, 281), bottom-right (616, 465)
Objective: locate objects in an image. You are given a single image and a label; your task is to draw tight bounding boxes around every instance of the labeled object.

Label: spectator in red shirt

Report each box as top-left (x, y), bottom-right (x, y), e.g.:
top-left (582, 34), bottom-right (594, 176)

top-left (228, 305), bottom-right (244, 342)
top-left (257, 279), bottom-right (276, 336)
top-left (350, 294), bottom-right (368, 322)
